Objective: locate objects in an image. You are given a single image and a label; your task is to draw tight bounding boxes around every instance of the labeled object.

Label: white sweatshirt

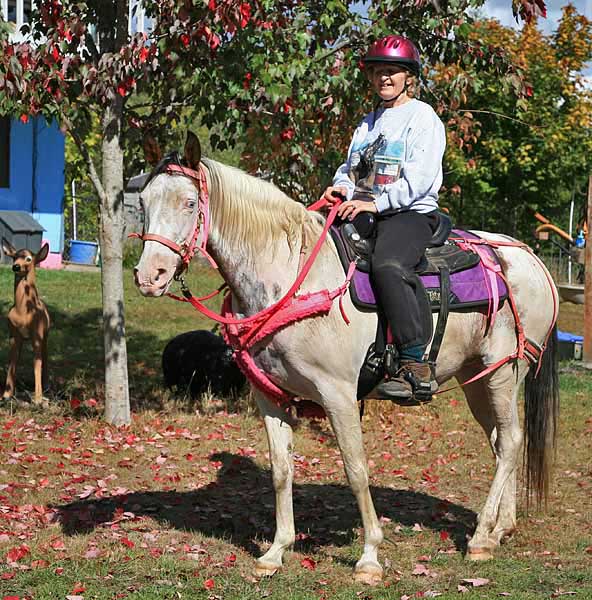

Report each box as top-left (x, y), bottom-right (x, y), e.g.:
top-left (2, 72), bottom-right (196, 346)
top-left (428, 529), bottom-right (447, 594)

top-left (332, 99), bottom-right (446, 214)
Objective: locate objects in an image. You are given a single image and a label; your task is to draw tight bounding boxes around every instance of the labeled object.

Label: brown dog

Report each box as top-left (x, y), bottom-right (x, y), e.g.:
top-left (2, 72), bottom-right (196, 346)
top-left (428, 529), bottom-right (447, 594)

top-left (2, 239), bottom-right (50, 404)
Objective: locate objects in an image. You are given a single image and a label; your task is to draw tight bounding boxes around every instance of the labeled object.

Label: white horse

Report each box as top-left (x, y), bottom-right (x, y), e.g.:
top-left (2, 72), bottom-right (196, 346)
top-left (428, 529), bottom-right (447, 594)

top-left (134, 133), bottom-right (559, 585)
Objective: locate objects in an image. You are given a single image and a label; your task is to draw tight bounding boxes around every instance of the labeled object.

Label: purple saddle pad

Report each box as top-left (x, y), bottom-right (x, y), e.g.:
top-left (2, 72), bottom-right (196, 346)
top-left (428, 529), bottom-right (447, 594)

top-left (350, 229), bottom-right (508, 311)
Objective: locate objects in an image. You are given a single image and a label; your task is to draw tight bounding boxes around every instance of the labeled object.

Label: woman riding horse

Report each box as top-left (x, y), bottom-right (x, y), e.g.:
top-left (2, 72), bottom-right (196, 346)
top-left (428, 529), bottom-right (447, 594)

top-left (324, 35), bottom-right (445, 402)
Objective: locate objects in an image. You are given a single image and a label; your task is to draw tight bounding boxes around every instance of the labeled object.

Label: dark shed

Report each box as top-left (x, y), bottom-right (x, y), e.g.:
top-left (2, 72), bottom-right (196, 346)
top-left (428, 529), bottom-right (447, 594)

top-left (0, 211), bottom-right (45, 264)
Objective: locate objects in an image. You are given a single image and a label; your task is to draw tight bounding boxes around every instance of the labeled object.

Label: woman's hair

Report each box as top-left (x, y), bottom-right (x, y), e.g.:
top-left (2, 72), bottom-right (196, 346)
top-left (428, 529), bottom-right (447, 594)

top-left (405, 74), bottom-right (419, 98)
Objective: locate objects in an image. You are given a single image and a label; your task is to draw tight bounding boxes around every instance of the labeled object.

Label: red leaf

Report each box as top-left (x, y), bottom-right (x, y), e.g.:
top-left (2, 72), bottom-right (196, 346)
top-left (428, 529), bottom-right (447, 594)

top-left (6, 545), bottom-right (30, 563)
top-left (121, 537), bottom-right (135, 548)
top-left (19, 114), bottom-right (29, 124)
top-left (300, 557), bottom-right (316, 571)
top-left (70, 583), bottom-right (86, 594)
top-left (439, 531), bottom-right (450, 541)
top-left (3, 596), bottom-right (20, 600)
top-left (204, 578), bottom-right (215, 590)
top-left (70, 398), bottom-right (81, 409)
top-left (0, 572), bottom-right (16, 580)
top-left (50, 538), bottom-right (66, 550)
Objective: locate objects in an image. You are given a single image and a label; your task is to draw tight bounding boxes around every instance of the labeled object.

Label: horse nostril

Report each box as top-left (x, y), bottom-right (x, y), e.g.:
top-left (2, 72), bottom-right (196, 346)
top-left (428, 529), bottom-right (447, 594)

top-left (133, 268), bottom-right (140, 285)
top-left (12, 265), bottom-right (20, 273)
top-left (154, 268), bottom-right (168, 282)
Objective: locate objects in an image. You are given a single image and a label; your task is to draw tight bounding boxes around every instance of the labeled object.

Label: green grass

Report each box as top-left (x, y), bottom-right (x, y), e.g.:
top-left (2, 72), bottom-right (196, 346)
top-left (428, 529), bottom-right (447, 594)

top-left (0, 262), bottom-right (224, 408)
top-left (0, 266), bottom-right (591, 599)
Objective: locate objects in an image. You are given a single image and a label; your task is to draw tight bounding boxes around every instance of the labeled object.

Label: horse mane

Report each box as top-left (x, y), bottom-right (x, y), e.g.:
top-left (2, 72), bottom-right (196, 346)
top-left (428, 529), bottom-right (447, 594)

top-left (202, 158), bottom-right (324, 256)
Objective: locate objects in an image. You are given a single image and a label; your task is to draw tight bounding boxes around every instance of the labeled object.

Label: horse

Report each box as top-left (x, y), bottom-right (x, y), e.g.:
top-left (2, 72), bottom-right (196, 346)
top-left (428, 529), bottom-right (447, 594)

top-left (133, 132), bottom-right (559, 585)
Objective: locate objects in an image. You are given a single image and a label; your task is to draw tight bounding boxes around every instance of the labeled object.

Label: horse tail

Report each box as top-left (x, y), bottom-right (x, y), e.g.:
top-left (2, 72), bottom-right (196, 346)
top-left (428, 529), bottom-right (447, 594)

top-left (523, 323), bottom-right (559, 509)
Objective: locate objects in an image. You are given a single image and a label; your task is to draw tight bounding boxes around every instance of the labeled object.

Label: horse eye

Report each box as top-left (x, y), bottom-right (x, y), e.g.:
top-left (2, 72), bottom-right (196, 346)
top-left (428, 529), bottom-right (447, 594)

top-left (25, 256), bottom-right (32, 262)
top-left (186, 199), bottom-right (196, 210)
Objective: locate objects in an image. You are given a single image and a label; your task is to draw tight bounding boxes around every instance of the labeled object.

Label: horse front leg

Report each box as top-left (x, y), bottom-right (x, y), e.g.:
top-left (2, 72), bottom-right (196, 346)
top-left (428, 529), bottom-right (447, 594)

top-left (322, 385), bottom-right (383, 585)
top-left (254, 392), bottom-right (296, 578)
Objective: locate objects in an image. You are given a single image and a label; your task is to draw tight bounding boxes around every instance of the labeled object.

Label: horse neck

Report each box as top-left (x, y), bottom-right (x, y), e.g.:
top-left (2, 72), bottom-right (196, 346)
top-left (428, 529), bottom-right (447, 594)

top-left (204, 170), bottom-right (306, 316)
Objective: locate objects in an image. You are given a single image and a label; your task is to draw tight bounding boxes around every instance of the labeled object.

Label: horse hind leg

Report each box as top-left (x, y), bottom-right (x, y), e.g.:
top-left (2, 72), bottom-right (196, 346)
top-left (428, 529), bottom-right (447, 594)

top-left (254, 392), bottom-right (296, 578)
top-left (459, 363), bottom-right (524, 560)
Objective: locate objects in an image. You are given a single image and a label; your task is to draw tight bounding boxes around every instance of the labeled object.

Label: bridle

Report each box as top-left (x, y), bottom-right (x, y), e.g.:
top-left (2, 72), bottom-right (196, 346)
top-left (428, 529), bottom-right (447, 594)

top-left (129, 162), bottom-right (217, 276)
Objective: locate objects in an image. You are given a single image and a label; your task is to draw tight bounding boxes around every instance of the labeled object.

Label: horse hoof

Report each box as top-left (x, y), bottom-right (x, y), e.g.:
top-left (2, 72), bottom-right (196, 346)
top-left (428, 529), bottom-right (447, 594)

top-left (353, 564), bottom-right (383, 586)
top-left (253, 561), bottom-right (279, 579)
top-left (467, 547), bottom-right (494, 561)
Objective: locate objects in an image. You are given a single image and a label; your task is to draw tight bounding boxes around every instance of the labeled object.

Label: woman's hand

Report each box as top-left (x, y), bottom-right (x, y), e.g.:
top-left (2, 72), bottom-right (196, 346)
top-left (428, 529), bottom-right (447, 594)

top-left (323, 186), bottom-right (348, 206)
top-left (337, 199), bottom-right (378, 221)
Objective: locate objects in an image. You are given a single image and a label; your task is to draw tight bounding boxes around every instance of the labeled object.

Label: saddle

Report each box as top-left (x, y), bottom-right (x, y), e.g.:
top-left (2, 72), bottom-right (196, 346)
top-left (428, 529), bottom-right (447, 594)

top-left (330, 211), bottom-right (508, 401)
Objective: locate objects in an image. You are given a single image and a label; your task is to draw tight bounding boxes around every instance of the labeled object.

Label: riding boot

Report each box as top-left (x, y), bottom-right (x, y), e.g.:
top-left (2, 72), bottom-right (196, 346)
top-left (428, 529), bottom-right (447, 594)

top-left (375, 360), bottom-right (437, 405)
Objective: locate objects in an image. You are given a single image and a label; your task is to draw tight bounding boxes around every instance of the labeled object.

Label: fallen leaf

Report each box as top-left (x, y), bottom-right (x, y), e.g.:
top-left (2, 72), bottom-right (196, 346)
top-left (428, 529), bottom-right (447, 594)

top-left (204, 578), bottom-right (215, 590)
top-left (301, 557), bottom-right (317, 571)
top-left (6, 545), bottom-right (30, 563)
top-left (412, 563), bottom-right (431, 576)
top-left (461, 578), bottom-right (490, 587)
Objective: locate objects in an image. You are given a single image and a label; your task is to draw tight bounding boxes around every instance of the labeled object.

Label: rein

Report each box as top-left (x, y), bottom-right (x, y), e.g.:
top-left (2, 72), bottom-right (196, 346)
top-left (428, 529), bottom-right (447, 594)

top-left (133, 165), bottom-right (355, 405)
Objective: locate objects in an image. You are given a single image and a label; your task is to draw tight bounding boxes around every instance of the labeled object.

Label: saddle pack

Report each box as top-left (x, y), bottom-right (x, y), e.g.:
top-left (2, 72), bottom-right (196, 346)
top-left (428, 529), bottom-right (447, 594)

top-left (330, 212), bottom-right (509, 399)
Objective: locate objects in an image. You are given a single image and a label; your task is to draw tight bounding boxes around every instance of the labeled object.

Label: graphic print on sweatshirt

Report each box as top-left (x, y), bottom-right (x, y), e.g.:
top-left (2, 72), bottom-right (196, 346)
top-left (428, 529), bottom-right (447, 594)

top-left (349, 134), bottom-right (405, 198)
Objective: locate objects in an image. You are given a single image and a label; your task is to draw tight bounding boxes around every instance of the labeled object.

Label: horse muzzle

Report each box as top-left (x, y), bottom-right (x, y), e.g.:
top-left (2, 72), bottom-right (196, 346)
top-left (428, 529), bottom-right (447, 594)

top-left (133, 263), bottom-right (176, 297)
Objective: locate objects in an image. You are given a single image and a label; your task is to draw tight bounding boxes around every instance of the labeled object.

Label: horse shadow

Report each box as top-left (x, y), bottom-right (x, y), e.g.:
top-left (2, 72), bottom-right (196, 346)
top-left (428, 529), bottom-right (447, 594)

top-left (54, 452), bottom-right (476, 559)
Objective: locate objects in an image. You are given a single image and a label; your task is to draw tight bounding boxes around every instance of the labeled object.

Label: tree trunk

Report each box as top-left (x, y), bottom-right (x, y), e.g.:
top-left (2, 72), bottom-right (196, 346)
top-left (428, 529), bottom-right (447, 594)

top-left (100, 97), bottom-right (130, 425)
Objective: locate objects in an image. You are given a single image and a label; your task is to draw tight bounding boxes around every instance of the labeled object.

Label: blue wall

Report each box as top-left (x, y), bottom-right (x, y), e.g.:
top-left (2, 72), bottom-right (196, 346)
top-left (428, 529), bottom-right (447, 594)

top-left (0, 117), bottom-right (65, 253)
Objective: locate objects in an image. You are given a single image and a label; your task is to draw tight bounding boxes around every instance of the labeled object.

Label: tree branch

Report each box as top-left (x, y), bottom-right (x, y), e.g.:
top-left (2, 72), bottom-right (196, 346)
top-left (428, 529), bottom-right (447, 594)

top-left (457, 109), bottom-right (542, 130)
top-left (60, 111), bottom-right (109, 207)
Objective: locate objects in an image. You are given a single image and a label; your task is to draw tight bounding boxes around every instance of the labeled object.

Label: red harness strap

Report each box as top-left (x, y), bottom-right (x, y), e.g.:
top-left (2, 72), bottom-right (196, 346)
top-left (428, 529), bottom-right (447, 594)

top-left (437, 236), bottom-right (558, 393)
top-left (168, 198), bottom-right (356, 406)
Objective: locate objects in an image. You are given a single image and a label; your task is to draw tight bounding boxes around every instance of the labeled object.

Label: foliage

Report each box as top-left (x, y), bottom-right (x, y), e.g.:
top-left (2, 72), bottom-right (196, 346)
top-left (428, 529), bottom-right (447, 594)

top-left (1, 0), bottom-right (544, 198)
top-left (139, 0), bottom-right (543, 201)
top-left (434, 6), bottom-right (592, 237)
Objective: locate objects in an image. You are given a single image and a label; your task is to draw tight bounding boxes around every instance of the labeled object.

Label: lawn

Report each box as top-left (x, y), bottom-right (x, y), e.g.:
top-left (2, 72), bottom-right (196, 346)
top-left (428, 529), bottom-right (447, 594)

top-left (0, 263), bottom-right (591, 599)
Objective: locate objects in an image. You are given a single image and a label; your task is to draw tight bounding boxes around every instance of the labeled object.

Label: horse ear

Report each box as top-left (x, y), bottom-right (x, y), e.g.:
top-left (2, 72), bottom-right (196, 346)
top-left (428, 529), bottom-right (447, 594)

top-left (143, 133), bottom-right (162, 166)
top-left (184, 131), bottom-right (202, 171)
top-left (35, 242), bottom-right (49, 265)
top-left (2, 238), bottom-right (16, 258)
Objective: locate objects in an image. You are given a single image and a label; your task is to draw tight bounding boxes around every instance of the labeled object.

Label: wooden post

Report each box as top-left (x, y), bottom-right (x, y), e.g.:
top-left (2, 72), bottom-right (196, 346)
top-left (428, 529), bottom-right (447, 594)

top-left (584, 174), bottom-right (592, 366)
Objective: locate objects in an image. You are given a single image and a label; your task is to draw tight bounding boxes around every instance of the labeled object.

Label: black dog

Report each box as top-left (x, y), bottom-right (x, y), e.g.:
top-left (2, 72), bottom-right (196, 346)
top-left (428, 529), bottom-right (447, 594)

top-left (162, 330), bottom-right (246, 398)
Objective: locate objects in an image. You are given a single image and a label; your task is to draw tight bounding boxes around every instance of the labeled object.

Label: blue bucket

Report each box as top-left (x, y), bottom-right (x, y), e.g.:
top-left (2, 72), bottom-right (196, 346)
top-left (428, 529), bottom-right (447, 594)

top-left (69, 240), bottom-right (98, 265)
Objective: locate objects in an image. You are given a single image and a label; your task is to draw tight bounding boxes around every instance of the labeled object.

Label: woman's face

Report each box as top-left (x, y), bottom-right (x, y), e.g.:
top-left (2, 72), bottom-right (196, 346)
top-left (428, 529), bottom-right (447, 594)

top-left (369, 63), bottom-right (411, 105)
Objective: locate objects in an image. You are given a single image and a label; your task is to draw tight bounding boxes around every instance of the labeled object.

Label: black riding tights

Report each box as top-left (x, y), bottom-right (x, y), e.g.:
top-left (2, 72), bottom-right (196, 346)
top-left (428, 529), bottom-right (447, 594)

top-left (370, 210), bottom-right (438, 351)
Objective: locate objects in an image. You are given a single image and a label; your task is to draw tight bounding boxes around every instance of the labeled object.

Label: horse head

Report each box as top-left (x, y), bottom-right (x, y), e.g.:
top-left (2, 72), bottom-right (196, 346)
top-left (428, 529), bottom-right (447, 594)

top-left (133, 132), bottom-right (205, 297)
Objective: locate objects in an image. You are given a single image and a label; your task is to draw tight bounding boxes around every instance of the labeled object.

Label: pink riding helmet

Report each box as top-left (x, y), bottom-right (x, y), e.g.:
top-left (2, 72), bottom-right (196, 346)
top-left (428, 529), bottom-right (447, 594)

top-left (362, 35), bottom-right (421, 77)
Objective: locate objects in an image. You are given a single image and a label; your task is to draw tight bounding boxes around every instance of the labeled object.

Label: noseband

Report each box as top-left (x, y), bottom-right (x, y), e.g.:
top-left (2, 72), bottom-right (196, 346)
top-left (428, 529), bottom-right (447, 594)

top-left (129, 163), bottom-right (217, 273)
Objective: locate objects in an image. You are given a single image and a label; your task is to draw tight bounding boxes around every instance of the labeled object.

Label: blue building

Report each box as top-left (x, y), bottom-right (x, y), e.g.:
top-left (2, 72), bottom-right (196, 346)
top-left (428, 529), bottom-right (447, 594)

top-left (0, 115), bottom-right (65, 260)
top-left (0, 0), bottom-right (65, 262)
